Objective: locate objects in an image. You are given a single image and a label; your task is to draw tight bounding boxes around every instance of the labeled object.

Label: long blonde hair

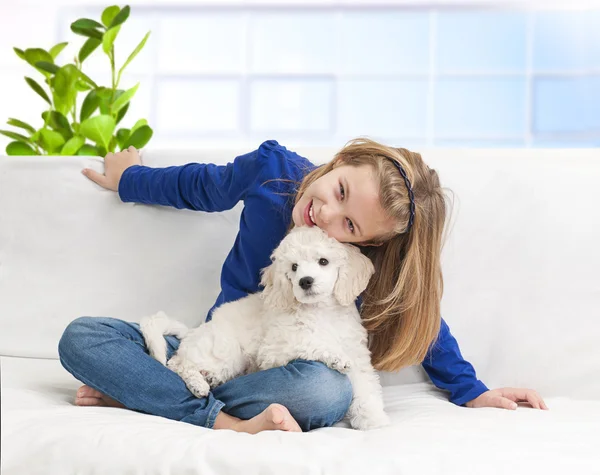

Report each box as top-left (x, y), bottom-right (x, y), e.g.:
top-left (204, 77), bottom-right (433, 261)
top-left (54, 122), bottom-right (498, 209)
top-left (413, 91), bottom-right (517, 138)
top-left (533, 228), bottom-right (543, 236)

top-left (292, 138), bottom-right (451, 372)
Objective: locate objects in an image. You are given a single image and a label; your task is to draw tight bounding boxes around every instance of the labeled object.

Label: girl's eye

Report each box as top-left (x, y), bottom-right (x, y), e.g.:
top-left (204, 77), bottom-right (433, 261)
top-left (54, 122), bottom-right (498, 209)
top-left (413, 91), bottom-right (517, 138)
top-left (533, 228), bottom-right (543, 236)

top-left (319, 258), bottom-right (329, 266)
top-left (339, 183), bottom-right (354, 233)
top-left (292, 263), bottom-right (298, 272)
top-left (346, 218), bottom-right (355, 234)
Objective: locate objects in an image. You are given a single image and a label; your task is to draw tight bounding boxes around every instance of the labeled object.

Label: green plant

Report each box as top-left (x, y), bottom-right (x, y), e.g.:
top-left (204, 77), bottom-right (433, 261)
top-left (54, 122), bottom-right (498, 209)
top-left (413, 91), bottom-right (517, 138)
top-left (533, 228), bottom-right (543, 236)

top-left (1, 4), bottom-right (153, 157)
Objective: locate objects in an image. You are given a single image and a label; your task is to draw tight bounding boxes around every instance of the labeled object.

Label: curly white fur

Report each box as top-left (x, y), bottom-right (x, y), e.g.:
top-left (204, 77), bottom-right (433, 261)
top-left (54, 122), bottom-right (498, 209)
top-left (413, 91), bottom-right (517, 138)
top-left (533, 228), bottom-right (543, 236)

top-left (140, 226), bottom-right (390, 430)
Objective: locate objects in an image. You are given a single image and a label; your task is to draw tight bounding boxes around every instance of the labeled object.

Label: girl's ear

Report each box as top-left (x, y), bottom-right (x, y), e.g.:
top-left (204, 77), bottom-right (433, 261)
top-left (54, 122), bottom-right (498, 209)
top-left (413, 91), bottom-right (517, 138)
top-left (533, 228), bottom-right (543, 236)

top-left (334, 245), bottom-right (375, 306)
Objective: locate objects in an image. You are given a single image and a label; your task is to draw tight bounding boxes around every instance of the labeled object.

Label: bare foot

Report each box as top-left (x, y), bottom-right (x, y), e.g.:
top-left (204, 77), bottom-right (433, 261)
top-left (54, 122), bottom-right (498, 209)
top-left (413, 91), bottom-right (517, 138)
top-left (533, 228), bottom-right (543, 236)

top-left (218, 404), bottom-right (302, 434)
top-left (75, 385), bottom-right (126, 409)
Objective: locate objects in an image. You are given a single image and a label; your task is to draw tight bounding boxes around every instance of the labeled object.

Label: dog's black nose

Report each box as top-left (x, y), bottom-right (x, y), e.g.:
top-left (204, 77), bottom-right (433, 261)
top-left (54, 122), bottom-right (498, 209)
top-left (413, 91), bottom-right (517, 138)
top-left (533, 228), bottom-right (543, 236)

top-left (299, 276), bottom-right (314, 290)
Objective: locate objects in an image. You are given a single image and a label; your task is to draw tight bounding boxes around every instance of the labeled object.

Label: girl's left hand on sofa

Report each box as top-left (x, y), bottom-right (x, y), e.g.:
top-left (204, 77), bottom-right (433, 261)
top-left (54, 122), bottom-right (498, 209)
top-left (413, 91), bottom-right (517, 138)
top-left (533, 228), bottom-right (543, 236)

top-left (465, 388), bottom-right (549, 410)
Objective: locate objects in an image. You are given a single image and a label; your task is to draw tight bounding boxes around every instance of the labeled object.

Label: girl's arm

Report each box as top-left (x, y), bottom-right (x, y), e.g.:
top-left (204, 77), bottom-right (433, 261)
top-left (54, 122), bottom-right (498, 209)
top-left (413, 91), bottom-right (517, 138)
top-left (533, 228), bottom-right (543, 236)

top-left (420, 319), bottom-right (488, 406)
top-left (82, 145), bottom-right (263, 211)
top-left (118, 149), bottom-right (261, 212)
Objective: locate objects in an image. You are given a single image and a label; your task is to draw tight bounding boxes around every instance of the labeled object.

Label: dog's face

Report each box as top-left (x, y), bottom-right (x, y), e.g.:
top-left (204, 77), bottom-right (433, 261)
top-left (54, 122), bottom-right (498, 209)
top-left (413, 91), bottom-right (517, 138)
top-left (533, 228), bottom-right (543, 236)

top-left (260, 226), bottom-right (375, 309)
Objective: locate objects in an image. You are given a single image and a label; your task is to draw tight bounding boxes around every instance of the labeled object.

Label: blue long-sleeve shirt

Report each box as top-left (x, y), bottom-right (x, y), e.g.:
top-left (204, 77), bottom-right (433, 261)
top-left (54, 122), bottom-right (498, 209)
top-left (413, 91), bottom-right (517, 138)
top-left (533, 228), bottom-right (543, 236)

top-left (119, 139), bottom-right (489, 406)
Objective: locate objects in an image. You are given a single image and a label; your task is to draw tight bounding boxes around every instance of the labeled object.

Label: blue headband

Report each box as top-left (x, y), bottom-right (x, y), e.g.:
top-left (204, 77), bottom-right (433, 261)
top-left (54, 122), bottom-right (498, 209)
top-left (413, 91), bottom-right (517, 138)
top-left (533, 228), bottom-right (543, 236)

top-left (390, 160), bottom-right (415, 232)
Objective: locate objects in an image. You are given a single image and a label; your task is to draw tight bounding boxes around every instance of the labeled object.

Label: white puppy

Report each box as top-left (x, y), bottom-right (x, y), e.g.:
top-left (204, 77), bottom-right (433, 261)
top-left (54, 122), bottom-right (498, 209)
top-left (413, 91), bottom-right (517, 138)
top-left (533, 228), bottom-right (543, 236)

top-left (141, 226), bottom-right (390, 430)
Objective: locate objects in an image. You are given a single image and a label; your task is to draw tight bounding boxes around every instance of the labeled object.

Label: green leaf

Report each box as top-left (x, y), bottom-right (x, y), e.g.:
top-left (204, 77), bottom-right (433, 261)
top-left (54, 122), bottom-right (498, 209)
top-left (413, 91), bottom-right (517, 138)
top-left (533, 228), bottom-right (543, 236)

top-left (53, 65), bottom-right (80, 116)
top-left (118, 31), bottom-right (150, 80)
top-left (7, 118), bottom-right (36, 134)
top-left (96, 88), bottom-right (123, 114)
top-left (42, 111), bottom-right (73, 140)
top-left (123, 124), bottom-right (152, 149)
top-left (116, 128), bottom-right (130, 149)
top-left (79, 37), bottom-right (102, 63)
top-left (0, 129), bottom-right (31, 144)
top-left (24, 48), bottom-right (53, 66)
top-left (78, 70), bottom-right (98, 89)
top-left (76, 144), bottom-right (101, 156)
top-left (80, 90), bottom-right (100, 122)
top-left (109, 5), bottom-right (130, 28)
top-left (25, 77), bottom-right (52, 105)
top-left (61, 136), bottom-right (85, 155)
top-left (102, 25), bottom-right (120, 55)
top-left (24, 48), bottom-right (54, 76)
top-left (75, 81), bottom-right (92, 92)
top-left (95, 87), bottom-right (114, 101)
top-left (6, 141), bottom-right (37, 156)
top-left (13, 47), bottom-right (25, 60)
top-left (71, 18), bottom-right (105, 30)
top-left (109, 135), bottom-right (117, 152)
top-left (79, 115), bottom-right (116, 150)
top-left (53, 64), bottom-right (79, 96)
top-left (35, 61), bottom-right (59, 74)
top-left (130, 118), bottom-right (147, 135)
top-left (116, 102), bottom-right (129, 125)
top-left (39, 129), bottom-right (65, 152)
top-left (49, 42), bottom-right (68, 60)
top-left (70, 25), bottom-right (103, 40)
top-left (102, 6), bottom-right (121, 27)
top-left (111, 82), bottom-right (138, 114)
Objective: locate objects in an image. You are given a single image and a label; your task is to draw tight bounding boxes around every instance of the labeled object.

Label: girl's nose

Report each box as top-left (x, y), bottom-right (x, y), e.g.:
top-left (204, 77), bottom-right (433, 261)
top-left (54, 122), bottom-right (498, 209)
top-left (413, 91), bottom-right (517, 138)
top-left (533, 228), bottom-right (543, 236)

top-left (319, 204), bottom-right (335, 224)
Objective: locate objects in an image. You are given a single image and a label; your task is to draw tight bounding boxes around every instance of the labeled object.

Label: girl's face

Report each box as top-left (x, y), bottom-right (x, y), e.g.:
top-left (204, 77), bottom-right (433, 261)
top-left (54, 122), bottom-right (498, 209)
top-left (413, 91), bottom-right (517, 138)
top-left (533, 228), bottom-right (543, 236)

top-left (292, 162), bottom-right (396, 244)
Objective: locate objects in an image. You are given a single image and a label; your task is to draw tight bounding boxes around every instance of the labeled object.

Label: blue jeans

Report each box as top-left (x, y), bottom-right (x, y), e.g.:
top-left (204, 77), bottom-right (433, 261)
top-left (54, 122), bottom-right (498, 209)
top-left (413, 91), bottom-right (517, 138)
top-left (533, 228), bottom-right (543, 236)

top-left (58, 317), bottom-right (352, 431)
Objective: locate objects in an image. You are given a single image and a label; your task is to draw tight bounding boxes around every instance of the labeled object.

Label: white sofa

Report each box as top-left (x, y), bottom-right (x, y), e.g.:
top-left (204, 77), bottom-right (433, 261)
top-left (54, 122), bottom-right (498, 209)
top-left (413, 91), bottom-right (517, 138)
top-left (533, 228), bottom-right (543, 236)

top-left (1, 146), bottom-right (599, 475)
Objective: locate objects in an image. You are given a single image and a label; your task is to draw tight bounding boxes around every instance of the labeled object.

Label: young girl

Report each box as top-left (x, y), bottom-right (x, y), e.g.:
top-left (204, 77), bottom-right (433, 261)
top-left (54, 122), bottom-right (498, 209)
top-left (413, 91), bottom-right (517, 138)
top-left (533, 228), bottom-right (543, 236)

top-left (59, 139), bottom-right (547, 435)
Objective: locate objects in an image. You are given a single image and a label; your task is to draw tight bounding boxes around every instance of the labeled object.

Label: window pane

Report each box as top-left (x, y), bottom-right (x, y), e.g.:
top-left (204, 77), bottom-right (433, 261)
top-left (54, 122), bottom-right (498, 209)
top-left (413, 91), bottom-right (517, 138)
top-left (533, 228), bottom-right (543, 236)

top-left (338, 79), bottom-right (428, 139)
top-left (435, 78), bottom-right (526, 138)
top-left (250, 79), bottom-right (333, 132)
top-left (340, 11), bottom-right (430, 75)
top-left (249, 12), bottom-right (336, 74)
top-left (437, 12), bottom-right (527, 72)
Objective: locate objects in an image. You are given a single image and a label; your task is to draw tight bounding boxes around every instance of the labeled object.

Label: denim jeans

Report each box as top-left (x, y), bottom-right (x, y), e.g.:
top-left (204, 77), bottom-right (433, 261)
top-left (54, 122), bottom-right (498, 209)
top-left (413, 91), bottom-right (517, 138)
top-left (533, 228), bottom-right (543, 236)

top-left (58, 317), bottom-right (352, 431)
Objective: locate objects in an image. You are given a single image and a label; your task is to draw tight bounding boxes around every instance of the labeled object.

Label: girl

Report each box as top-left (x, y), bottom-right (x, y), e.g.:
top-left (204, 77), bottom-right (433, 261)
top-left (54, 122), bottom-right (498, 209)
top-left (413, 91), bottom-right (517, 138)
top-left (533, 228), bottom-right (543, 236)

top-left (59, 139), bottom-right (547, 435)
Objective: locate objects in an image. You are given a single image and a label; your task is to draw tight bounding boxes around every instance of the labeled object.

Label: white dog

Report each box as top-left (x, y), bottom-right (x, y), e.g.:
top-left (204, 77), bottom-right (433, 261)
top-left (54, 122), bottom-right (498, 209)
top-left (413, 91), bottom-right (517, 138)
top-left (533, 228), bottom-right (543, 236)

top-left (140, 226), bottom-right (390, 430)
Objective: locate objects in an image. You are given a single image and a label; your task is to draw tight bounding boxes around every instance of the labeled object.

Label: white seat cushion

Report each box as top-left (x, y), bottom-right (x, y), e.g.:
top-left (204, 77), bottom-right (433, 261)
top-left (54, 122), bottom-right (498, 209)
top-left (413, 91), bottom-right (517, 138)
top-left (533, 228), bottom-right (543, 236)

top-left (2, 356), bottom-right (599, 475)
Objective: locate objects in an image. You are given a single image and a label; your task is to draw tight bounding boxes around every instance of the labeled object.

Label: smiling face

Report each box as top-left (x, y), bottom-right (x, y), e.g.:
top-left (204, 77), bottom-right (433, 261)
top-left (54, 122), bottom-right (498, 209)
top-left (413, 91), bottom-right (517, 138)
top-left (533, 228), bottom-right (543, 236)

top-left (292, 162), bottom-right (396, 244)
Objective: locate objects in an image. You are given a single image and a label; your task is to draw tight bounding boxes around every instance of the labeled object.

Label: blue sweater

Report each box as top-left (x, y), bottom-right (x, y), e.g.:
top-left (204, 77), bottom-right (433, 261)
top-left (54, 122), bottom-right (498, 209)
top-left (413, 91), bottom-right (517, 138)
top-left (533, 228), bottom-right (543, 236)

top-left (119, 140), bottom-right (489, 406)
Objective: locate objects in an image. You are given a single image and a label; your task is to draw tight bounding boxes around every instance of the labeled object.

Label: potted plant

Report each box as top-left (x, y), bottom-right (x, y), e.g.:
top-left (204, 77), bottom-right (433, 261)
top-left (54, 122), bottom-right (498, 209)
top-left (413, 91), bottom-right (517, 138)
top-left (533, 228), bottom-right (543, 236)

top-left (1, 4), bottom-right (153, 157)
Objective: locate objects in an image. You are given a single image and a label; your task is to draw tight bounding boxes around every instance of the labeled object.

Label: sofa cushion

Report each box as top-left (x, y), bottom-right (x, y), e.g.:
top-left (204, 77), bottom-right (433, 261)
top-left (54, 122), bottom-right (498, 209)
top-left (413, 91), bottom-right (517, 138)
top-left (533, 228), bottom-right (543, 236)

top-left (2, 355), bottom-right (599, 475)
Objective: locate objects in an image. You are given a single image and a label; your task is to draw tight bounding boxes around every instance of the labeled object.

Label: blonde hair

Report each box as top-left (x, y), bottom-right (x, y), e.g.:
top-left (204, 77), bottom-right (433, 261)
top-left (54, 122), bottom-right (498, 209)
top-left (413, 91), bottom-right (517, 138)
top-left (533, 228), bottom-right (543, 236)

top-left (292, 138), bottom-right (451, 372)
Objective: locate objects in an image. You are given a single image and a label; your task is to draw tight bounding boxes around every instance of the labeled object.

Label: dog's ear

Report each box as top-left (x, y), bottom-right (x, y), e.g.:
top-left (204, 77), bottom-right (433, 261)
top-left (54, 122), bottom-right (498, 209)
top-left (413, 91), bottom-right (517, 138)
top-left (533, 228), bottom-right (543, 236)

top-left (334, 245), bottom-right (375, 306)
top-left (260, 256), bottom-right (295, 310)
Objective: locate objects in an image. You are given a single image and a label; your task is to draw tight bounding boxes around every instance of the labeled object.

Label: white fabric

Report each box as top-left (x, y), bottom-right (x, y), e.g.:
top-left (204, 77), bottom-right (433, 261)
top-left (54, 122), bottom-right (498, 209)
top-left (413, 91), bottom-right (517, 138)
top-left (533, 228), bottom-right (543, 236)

top-left (1, 147), bottom-right (600, 473)
top-left (2, 356), bottom-right (599, 475)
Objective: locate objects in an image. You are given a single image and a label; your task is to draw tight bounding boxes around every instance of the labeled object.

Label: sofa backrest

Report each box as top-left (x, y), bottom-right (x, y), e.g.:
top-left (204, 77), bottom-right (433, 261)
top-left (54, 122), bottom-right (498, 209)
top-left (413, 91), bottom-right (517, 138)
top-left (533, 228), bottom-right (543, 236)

top-left (1, 147), bottom-right (599, 396)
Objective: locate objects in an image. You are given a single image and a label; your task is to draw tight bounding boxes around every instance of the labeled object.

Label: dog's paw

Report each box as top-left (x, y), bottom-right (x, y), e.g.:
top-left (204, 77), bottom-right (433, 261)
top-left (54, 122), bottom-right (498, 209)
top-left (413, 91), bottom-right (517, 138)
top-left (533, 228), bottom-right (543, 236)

top-left (185, 377), bottom-right (210, 398)
top-left (351, 410), bottom-right (391, 431)
top-left (166, 357), bottom-right (180, 372)
top-left (318, 352), bottom-right (351, 373)
top-left (201, 370), bottom-right (225, 389)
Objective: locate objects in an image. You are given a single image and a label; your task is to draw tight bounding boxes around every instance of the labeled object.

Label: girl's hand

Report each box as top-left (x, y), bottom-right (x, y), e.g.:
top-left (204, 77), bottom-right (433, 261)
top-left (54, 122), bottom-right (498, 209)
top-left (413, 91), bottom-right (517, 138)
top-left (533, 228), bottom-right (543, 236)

top-left (82, 146), bottom-right (142, 192)
top-left (465, 387), bottom-right (549, 410)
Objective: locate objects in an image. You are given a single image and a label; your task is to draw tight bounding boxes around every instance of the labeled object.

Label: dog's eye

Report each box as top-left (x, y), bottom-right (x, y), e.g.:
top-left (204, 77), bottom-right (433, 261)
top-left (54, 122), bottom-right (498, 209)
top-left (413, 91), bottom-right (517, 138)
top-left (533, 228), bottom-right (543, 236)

top-left (318, 258), bottom-right (329, 266)
top-left (291, 263), bottom-right (298, 272)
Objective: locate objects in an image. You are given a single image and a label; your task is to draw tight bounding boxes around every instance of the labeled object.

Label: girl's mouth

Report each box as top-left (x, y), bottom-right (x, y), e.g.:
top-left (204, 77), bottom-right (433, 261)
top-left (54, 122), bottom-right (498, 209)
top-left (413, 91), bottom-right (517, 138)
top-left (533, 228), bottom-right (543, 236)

top-left (303, 200), bottom-right (316, 226)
